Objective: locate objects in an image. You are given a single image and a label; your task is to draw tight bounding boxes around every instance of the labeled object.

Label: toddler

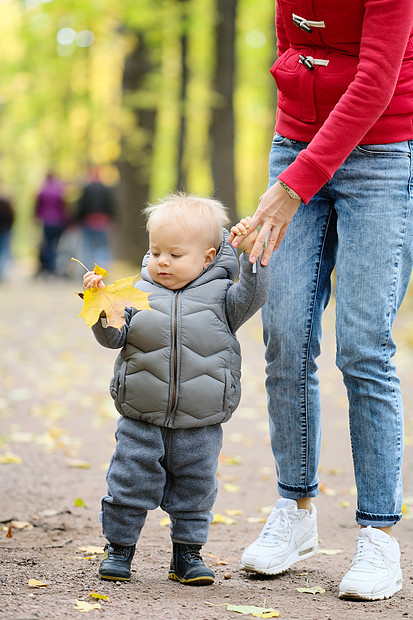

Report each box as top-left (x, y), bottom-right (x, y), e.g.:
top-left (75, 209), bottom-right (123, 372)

top-left (83, 193), bottom-right (269, 585)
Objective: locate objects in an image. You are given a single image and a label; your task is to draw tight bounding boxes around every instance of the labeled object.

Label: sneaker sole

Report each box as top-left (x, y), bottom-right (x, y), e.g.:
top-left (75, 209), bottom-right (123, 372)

top-left (240, 535), bottom-right (319, 575)
top-left (339, 570), bottom-right (402, 601)
top-left (168, 572), bottom-right (214, 586)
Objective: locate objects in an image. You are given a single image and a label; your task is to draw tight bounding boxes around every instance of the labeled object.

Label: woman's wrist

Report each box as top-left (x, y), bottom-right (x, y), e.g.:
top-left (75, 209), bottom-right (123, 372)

top-left (278, 179), bottom-right (302, 201)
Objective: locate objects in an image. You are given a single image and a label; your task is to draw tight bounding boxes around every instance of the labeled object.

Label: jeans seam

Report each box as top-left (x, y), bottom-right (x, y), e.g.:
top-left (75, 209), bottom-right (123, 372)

top-left (384, 172), bottom-right (409, 509)
top-left (301, 203), bottom-right (335, 488)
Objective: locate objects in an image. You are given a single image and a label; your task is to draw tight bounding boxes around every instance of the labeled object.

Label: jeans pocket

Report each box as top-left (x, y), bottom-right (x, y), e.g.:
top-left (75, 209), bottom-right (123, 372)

top-left (272, 133), bottom-right (289, 146)
top-left (355, 142), bottom-right (410, 157)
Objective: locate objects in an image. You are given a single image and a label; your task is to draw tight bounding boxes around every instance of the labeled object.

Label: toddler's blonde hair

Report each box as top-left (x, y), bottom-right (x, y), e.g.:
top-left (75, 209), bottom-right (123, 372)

top-left (143, 192), bottom-right (229, 250)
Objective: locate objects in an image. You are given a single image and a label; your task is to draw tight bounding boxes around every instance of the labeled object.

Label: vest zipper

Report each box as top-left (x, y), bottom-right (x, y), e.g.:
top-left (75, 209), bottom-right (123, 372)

top-left (166, 291), bottom-right (180, 426)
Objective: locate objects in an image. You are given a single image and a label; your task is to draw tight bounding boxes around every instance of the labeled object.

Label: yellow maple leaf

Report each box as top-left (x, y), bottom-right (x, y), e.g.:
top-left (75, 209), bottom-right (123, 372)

top-left (72, 258), bottom-right (152, 330)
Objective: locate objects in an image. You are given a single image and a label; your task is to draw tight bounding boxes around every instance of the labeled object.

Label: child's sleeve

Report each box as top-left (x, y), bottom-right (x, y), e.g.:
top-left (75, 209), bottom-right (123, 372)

top-left (91, 307), bottom-right (136, 349)
top-left (225, 253), bottom-right (270, 333)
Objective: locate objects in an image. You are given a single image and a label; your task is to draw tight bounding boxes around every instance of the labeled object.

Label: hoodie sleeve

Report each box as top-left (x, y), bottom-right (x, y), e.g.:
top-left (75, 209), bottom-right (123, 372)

top-left (225, 253), bottom-right (270, 333)
top-left (278, 0), bottom-right (413, 203)
top-left (91, 307), bottom-right (136, 349)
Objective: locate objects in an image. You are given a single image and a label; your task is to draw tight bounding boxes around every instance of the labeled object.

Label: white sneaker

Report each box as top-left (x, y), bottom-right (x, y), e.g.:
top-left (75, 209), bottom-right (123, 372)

top-left (339, 526), bottom-right (402, 600)
top-left (240, 498), bottom-right (318, 575)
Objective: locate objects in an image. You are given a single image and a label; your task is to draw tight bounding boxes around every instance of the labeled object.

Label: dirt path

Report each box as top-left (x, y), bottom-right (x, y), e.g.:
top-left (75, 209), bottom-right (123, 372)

top-left (1, 263), bottom-right (413, 619)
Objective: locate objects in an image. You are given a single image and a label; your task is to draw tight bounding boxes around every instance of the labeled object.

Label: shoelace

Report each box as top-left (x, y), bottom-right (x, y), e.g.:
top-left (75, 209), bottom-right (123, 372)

top-left (110, 544), bottom-right (129, 557)
top-left (352, 537), bottom-right (387, 568)
top-left (260, 507), bottom-right (296, 543)
top-left (186, 545), bottom-right (202, 561)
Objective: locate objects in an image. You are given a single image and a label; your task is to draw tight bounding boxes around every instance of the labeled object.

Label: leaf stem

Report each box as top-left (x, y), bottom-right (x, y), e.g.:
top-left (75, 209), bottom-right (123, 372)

top-left (71, 257), bottom-right (89, 272)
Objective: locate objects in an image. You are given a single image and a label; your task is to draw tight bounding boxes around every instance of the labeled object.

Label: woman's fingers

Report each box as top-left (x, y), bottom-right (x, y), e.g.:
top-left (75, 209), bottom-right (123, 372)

top-left (247, 222), bottom-right (271, 264)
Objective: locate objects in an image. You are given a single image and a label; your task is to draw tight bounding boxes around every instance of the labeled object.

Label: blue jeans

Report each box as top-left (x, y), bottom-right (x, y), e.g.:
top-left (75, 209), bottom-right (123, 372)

top-left (263, 134), bottom-right (413, 527)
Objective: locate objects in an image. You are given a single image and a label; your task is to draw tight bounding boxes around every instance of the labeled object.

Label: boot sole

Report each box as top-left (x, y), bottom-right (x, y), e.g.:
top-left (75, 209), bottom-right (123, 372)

top-left (168, 572), bottom-right (214, 586)
top-left (240, 536), bottom-right (319, 575)
top-left (99, 573), bottom-right (131, 582)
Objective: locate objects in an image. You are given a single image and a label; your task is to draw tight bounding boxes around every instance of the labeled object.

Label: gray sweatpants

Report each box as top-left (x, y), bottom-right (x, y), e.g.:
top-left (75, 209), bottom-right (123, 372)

top-left (100, 416), bottom-right (223, 546)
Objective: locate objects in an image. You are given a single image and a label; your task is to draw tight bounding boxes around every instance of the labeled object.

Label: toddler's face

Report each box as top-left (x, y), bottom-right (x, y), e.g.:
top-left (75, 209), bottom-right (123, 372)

top-left (147, 221), bottom-right (216, 290)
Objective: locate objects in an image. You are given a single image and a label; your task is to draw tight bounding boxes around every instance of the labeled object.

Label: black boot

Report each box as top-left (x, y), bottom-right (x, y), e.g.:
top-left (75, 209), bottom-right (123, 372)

top-left (168, 542), bottom-right (215, 586)
top-left (99, 543), bottom-right (136, 581)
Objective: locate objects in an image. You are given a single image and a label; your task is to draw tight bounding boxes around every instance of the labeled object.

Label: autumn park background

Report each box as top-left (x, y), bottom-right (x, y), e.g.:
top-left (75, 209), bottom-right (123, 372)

top-left (1, 0), bottom-right (275, 267)
top-left (2, 1), bottom-right (413, 618)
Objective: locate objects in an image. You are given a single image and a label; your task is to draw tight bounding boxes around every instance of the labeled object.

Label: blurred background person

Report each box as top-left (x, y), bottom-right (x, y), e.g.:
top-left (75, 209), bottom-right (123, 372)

top-left (0, 192), bottom-right (15, 282)
top-left (76, 166), bottom-right (116, 270)
top-left (34, 171), bottom-right (67, 277)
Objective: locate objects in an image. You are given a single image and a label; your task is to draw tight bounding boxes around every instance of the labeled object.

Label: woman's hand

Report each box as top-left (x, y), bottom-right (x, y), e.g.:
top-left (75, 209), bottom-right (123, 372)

top-left (231, 182), bottom-right (301, 265)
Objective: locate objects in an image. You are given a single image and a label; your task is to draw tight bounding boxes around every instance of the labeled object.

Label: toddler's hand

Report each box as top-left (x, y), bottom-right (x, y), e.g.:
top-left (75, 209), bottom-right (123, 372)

top-left (229, 217), bottom-right (258, 255)
top-left (83, 270), bottom-right (105, 290)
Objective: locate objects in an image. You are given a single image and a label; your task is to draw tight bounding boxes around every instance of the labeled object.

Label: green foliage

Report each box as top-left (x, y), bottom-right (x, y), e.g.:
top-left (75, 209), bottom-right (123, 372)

top-left (0, 0), bottom-right (276, 255)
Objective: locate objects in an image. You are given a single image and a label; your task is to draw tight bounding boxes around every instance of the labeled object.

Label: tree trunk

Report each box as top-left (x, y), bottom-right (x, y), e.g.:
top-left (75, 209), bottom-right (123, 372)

top-left (210, 0), bottom-right (237, 223)
top-left (176, 0), bottom-right (189, 191)
top-left (116, 31), bottom-right (157, 265)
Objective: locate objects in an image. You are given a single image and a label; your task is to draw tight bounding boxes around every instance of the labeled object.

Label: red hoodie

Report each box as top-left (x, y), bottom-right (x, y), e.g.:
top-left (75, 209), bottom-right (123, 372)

top-left (273, 0), bottom-right (413, 204)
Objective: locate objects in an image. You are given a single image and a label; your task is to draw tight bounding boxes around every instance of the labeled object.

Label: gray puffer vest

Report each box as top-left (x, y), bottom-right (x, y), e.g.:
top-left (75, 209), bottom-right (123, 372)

top-left (110, 232), bottom-right (243, 429)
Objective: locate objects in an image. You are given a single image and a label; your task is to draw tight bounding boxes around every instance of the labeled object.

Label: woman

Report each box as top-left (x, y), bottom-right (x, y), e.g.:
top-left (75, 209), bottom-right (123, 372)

top-left (232, 0), bottom-right (413, 601)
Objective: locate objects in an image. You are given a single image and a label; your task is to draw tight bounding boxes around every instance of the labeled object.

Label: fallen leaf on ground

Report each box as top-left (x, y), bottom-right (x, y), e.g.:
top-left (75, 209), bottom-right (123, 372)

top-left (73, 260), bottom-right (151, 330)
top-left (9, 520), bottom-right (33, 530)
top-left (89, 592), bottom-right (109, 601)
top-left (402, 503), bottom-right (413, 520)
top-left (296, 586), bottom-right (326, 594)
top-left (28, 579), bottom-right (48, 588)
top-left (212, 513), bottom-right (237, 525)
top-left (205, 602), bottom-right (279, 617)
top-left (225, 509), bottom-right (243, 516)
top-left (246, 517), bottom-right (266, 524)
top-left (327, 467), bottom-right (342, 475)
top-left (66, 459), bottom-right (91, 469)
top-left (218, 454), bottom-right (242, 465)
top-left (318, 483), bottom-right (336, 496)
top-left (74, 599), bottom-right (101, 612)
top-left (207, 553), bottom-right (237, 565)
top-left (38, 509), bottom-right (60, 518)
top-left (0, 452), bottom-right (22, 465)
top-left (223, 483), bottom-right (241, 493)
top-left (78, 546), bottom-right (104, 555)
top-left (318, 548), bottom-right (342, 555)
top-left (74, 497), bottom-right (88, 508)
top-left (159, 517), bottom-right (170, 527)
top-left (338, 500), bottom-right (350, 508)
